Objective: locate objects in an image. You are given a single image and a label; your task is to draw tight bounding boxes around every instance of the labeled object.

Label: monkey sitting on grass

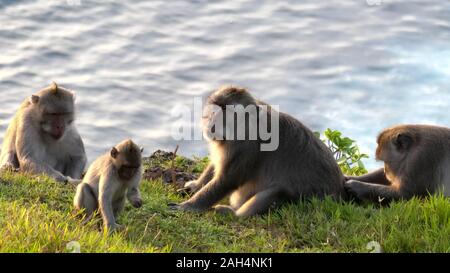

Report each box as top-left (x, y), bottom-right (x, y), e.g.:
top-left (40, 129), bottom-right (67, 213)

top-left (170, 86), bottom-right (346, 217)
top-left (345, 124), bottom-right (450, 204)
top-left (73, 139), bottom-right (144, 231)
top-left (0, 82), bottom-right (87, 184)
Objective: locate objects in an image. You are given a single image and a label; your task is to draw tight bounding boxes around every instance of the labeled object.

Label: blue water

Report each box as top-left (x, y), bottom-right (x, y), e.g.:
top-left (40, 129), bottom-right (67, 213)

top-left (1, 0), bottom-right (450, 169)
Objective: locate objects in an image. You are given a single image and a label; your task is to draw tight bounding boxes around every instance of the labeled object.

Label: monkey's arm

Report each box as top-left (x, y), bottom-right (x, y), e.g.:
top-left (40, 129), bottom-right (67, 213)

top-left (64, 132), bottom-right (87, 180)
top-left (345, 168), bottom-right (391, 186)
top-left (173, 177), bottom-right (234, 211)
top-left (179, 163), bottom-right (215, 194)
top-left (344, 180), bottom-right (402, 204)
top-left (127, 185), bottom-right (143, 208)
top-left (172, 144), bottom-right (259, 211)
top-left (20, 157), bottom-right (68, 182)
top-left (15, 122), bottom-right (69, 182)
top-left (17, 150), bottom-right (68, 183)
top-left (174, 162), bottom-right (244, 211)
top-left (98, 174), bottom-right (118, 230)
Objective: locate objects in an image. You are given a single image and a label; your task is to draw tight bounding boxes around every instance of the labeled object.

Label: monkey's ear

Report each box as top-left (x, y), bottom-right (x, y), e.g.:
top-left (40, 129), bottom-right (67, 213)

top-left (29, 95), bottom-right (40, 104)
top-left (140, 147), bottom-right (144, 153)
top-left (110, 147), bottom-right (119, 159)
top-left (395, 133), bottom-right (413, 150)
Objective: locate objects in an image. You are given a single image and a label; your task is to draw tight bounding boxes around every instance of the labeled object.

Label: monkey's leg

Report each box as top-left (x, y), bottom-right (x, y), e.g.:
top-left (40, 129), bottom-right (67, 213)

top-left (346, 168), bottom-right (390, 185)
top-left (213, 205), bottom-right (236, 215)
top-left (171, 175), bottom-right (241, 212)
top-left (73, 183), bottom-right (97, 222)
top-left (178, 163), bottom-right (215, 194)
top-left (345, 180), bottom-right (401, 203)
top-left (98, 176), bottom-right (120, 230)
top-left (234, 188), bottom-right (282, 217)
top-left (20, 158), bottom-right (68, 183)
top-left (214, 186), bottom-right (256, 215)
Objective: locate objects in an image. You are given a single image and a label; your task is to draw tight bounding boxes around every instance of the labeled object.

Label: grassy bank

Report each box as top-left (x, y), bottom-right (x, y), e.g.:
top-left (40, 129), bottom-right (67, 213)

top-left (0, 129), bottom-right (450, 252)
top-left (0, 152), bottom-right (449, 253)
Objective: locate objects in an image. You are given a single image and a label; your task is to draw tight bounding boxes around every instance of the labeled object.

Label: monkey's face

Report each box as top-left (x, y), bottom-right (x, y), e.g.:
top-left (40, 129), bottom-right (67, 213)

top-left (376, 130), bottom-right (413, 163)
top-left (203, 87), bottom-right (257, 141)
top-left (40, 111), bottom-right (74, 140)
top-left (31, 87), bottom-right (75, 141)
top-left (118, 165), bottom-right (140, 181)
top-left (111, 140), bottom-right (143, 181)
top-left (202, 103), bottom-right (227, 141)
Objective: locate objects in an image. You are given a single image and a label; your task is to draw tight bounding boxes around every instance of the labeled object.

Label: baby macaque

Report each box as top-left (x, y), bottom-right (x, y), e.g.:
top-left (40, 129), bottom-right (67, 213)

top-left (73, 139), bottom-right (144, 231)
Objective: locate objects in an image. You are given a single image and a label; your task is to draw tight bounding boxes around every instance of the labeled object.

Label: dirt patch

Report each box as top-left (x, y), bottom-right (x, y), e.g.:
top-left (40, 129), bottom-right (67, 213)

top-left (143, 149), bottom-right (199, 187)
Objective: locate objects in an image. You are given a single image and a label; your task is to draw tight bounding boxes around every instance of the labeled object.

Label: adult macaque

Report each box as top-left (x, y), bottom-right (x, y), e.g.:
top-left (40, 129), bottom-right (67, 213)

top-left (73, 139), bottom-right (144, 231)
top-left (170, 86), bottom-right (346, 217)
top-left (0, 82), bottom-right (86, 184)
top-left (345, 124), bottom-right (450, 203)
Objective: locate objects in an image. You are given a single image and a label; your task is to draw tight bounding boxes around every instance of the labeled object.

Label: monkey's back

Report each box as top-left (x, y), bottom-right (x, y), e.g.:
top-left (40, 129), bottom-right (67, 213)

top-left (392, 125), bottom-right (450, 196)
top-left (263, 112), bottom-right (345, 199)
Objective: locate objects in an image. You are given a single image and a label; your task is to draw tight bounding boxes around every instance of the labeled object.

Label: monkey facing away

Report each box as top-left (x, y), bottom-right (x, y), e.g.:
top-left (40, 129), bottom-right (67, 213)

top-left (0, 82), bottom-right (87, 184)
top-left (73, 139), bottom-right (144, 231)
top-left (169, 86), bottom-right (346, 217)
top-left (345, 124), bottom-right (450, 204)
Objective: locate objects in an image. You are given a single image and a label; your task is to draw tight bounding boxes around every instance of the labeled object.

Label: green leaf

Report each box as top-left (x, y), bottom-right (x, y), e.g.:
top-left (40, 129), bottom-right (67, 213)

top-left (318, 128), bottom-right (369, 175)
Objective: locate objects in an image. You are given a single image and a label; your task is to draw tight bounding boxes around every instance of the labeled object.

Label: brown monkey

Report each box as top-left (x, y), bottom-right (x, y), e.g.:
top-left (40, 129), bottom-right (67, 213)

top-left (169, 86), bottom-right (345, 217)
top-left (0, 82), bottom-right (86, 184)
top-left (345, 124), bottom-right (450, 204)
top-left (73, 139), bottom-right (143, 231)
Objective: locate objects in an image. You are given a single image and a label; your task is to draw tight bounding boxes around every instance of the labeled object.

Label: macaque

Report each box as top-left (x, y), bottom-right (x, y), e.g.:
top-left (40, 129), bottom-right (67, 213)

top-left (170, 86), bottom-right (346, 217)
top-left (0, 82), bottom-right (86, 184)
top-left (345, 124), bottom-right (450, 203)
top-left (73, 139), bottom-right (144, 231)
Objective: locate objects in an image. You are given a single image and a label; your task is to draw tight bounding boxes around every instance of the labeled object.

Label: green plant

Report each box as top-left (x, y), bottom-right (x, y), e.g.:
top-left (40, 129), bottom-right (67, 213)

top-left (315, 129), bottom-right (369, 176)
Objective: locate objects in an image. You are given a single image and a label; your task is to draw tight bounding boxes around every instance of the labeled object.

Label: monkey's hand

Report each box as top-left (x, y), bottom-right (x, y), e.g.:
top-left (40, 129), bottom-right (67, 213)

top-left (67, 177), bottom-right (82, 186)
top-left (0, 163), bottom-right (20, 173)
top-left (177, 180), bottom-right (201, 196)
top-left (344, 180), bottom-right (369, 200)
top-left (168, 201), bottom-right (203, 212)
top-left (344, 175), bottom-right (356, 181)
top-left (130, 198), bottom-right (143, 208)
top-left (104, 222), bottom-right (124, 232)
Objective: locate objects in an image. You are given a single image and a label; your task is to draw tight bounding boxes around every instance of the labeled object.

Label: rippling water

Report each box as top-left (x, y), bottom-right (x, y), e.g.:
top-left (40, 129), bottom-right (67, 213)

top-left (1, 0), bottom-right (450, 169)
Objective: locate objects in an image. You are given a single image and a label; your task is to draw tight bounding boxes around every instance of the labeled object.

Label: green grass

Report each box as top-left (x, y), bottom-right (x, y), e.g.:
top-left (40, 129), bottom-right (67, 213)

top-left (0, 167), bottom-right (449, 253)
